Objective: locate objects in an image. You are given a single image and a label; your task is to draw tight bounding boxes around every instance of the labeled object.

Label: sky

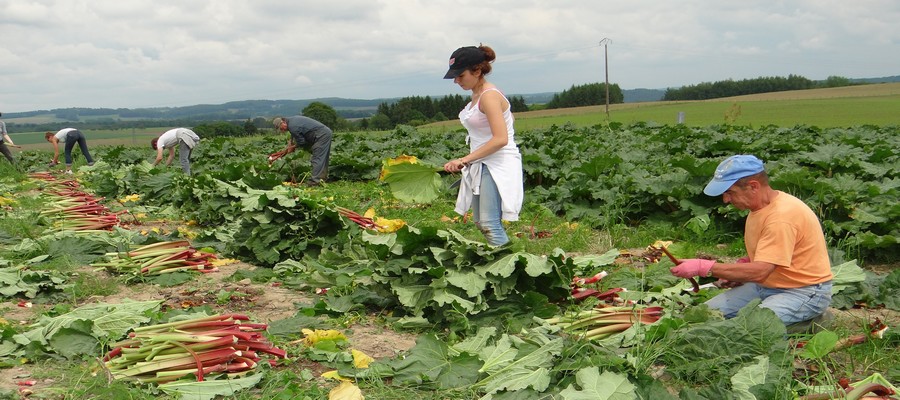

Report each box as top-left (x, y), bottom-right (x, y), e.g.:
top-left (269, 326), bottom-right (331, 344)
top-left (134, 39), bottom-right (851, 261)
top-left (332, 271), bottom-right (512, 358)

top-left (1, 0), bottom-right (898, 112)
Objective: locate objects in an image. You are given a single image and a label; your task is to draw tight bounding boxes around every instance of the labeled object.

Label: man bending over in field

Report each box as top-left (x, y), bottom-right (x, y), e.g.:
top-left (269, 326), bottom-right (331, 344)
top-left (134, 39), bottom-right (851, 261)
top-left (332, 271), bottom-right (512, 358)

top-left (271, 115), bottom-right (332, 186)
top-left (670, 154), bottom-right (833, 331)
top-left (151, 128), bottom-right (201, 175)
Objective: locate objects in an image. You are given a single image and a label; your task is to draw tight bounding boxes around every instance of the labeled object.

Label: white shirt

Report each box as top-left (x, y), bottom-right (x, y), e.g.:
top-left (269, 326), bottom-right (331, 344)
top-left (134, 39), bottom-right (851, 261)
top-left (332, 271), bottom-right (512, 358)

top-left (158, 128), bottom-right (200, 149)
top-left (54, 128), bottom-right (77, 143)
top-left (454, 88), bottom-right (524, 221)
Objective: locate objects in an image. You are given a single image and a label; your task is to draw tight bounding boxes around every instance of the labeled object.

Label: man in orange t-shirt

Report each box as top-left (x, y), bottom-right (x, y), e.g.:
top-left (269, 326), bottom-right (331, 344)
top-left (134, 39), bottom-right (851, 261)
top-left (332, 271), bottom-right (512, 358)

top-left (670, 154), bottom-right (833, 325)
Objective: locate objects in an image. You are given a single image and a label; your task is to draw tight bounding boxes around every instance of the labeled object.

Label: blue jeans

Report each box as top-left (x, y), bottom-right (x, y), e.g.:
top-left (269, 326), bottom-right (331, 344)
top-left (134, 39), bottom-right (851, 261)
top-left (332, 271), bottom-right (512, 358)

top-left (64, 130), bottom-right (95, 166)
top-left (472, 166), bottom-right (509, 246)
top-left (309, 127), bottom-right (331, 183)
top-left (178, 139), bottom-right (193, 175)
top-left (705, 281), bottom-right (832, 324)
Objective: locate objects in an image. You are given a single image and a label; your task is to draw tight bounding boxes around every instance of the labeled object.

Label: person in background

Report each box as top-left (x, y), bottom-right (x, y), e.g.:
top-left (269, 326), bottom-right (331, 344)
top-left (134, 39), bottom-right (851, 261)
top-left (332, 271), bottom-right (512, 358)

top-left (442, 44), bottom-right (523, 247)
top-left (670, 154), bottom-right (833, 328)
top-left (271, 115), bottom-right (332, 186)
top-left (0, 112), bottom-right (21, 165)
top-left (45, 128), bottom-right (95, 173)
top-left (151, 128), bottom-right (201, 175)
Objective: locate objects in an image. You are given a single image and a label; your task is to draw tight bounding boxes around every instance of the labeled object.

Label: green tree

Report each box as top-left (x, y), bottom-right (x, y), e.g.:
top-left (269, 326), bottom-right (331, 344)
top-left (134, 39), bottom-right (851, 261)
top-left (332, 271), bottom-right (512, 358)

top-left (822, 75), bottom-right (852, 88)
top-left (509, 95), bottom-right (529, 113)
top-left (192, 122), bottom-right (244, 138)
top-left (546, 83), bottom-right (623, 109)
top-left (368, 113), bottom-right (393, 130)
top-left (301, 101), bottom-right (339, 129)
top-left (243, 119), bottom-right (258, 135)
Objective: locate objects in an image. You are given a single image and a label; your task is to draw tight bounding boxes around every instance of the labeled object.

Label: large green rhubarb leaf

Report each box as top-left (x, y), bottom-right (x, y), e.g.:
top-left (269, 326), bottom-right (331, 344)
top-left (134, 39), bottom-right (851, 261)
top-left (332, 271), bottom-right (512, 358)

top-left (379, 156), bottom-right (443, 203)
top-left (389, 334), bottom-right (482, 388)
top-left (158, 373), bottom-right (264, 400)
top-left (558, 367), bottom-right (636, 400)
top-left (474, 335), bottom-right (563, 395)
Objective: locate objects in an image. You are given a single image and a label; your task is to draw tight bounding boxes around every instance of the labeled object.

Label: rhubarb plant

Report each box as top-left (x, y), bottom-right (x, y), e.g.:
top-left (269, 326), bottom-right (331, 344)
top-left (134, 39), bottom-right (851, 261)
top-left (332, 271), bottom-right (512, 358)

top-left (0, 266), bottom-right (67, 299)
top-left (2, 300), bottom-right (163, 360)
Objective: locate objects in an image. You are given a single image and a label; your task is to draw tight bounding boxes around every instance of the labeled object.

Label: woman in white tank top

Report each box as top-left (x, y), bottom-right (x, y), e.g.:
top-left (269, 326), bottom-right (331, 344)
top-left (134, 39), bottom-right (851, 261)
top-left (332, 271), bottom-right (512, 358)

top-left (441, 45), bottom-right (524, 246)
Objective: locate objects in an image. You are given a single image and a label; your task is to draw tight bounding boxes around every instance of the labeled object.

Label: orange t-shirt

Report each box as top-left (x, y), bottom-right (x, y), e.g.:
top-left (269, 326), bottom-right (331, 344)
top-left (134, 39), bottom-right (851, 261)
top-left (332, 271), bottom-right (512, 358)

top-left (745, 191), bottom-right (833, 288)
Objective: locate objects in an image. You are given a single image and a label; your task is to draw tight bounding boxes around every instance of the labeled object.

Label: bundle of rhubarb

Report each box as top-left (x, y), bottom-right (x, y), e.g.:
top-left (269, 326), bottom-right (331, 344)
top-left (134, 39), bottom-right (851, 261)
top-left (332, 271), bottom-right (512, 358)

top-left (542, 305), bottom-right (664, 341)
top-left (267, 148), bottom-right (291, 164)
top-left (102, 313), bottom-right (287, 384)
top-left (570, 270), bottom-right (622, 303)
top-left (92, 240), bottom-right (219, 276)
top-left (335, 206), bottom-right (383, 231)
top-left (39, 184), bottom-right (123, 232)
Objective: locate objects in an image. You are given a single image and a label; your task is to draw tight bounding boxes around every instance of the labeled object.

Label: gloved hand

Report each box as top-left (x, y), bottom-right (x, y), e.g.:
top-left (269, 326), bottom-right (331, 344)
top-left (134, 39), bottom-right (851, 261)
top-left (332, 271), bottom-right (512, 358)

top-left (48, 161), bottom-right (58, 167)
top-left (737, 256), bottom-right (751, 263)
top-left (670, 258), bottom-right (715, 279)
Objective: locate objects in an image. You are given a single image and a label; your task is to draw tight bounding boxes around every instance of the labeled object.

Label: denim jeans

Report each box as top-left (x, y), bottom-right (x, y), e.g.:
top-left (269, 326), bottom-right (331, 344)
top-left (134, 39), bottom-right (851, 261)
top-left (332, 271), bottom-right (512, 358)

top-left (472, 165), bottom-right (509, 246)
top-left (64, 130), bottom-right (95, 166)
top-left (178, 139), bottom-right (193, 175)
top-left (705, 281), bottom-right (832, 324)
top-left (308, 127), bottom-right (332, 183)
top-left (0, 142), bottom-right (13, 164)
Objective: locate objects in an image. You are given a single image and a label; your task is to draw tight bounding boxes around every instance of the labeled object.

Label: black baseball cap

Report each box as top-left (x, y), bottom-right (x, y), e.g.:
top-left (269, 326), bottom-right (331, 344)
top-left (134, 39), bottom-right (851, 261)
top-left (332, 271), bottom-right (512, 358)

top-left (443, 46), bottom-right (485, 79)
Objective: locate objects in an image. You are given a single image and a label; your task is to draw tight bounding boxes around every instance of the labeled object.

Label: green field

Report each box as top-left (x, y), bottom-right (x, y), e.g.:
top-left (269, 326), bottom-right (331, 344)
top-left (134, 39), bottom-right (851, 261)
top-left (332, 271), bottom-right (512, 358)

top-left (424, 82), bottom-right (900, 132)
top-left (9, 127), bottom-right (171, 149)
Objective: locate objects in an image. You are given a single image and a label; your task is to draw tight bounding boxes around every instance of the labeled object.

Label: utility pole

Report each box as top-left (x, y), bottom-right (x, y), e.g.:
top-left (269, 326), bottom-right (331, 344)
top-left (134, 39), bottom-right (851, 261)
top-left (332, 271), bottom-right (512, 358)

top-left (600, 38), bottom-right (611, 119)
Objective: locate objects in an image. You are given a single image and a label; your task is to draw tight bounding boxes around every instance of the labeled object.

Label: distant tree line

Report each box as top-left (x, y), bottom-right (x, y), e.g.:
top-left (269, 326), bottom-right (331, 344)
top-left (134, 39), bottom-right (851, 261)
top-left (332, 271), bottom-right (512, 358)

top-left (663, 75), bottom-right (861, 101)
top-left (360, 94), bottom-right (530, 130)
top-left (545, 82), bottom-right (624, 109)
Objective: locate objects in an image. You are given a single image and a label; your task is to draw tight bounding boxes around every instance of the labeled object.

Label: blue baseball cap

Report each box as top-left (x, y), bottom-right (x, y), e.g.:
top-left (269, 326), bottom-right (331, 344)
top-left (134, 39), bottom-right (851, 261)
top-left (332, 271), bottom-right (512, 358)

top-left (703, 155), bottom-right (765, 196)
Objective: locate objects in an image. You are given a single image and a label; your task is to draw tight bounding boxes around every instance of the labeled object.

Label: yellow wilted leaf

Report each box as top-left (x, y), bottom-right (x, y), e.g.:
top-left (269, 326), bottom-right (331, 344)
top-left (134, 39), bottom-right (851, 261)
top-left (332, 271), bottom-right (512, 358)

top-left (0, 196), bottom-right (16, 206)
top-left (177, 227), bottom-right (198, 239)
top-left (650, 240), bottom-right (673, 250)
top-left (135, 213), bottom-right (148, 219)
top-left (351, 349), bottom-right (374, 369)
top-left (151, 227), bottom-right (160, 234)
top-left (119, 194), bottom-right (141, 203)
top-left (302, 329), bottom-right (347, 346)
top-left (321, 370), bottom-right (350, 382)
top-left (211, 258), bottom-right (239, 267)
top-left (0, 317), bottom-right (8, 326)
top-left (386, 155), bottom-right (419, 166)
top-left (363, 208), bottom-right (377, 219)
top-left (378, 155), bottom-right (420, 181)
top-left (329, 381), bottom-right (364, 399)
top-left (373, 217), bottom-right (405, 233)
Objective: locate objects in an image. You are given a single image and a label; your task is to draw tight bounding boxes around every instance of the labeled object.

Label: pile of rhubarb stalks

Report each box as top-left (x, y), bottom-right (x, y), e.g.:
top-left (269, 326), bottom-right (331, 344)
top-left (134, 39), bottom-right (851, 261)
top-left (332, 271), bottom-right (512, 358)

top-left (31, 172), bottom-right (124, 232)
top-left (92, 240), bottom-right (219, 276)
top-left (103, 313), bottom-right (286, 383)
top-left (540, 269), bottom-right (664, 341)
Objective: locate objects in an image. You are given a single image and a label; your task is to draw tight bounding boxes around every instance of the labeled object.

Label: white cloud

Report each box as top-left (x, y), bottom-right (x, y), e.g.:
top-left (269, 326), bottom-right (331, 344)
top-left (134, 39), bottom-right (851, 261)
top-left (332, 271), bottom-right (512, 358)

top-left (1, 0), bottom-right (898, 111)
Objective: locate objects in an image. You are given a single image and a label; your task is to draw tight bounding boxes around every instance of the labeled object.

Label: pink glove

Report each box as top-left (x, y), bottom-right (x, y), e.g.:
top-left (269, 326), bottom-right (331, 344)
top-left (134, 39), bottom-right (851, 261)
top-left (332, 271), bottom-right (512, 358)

top-left (670, 258), bottom-right (715, 279)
